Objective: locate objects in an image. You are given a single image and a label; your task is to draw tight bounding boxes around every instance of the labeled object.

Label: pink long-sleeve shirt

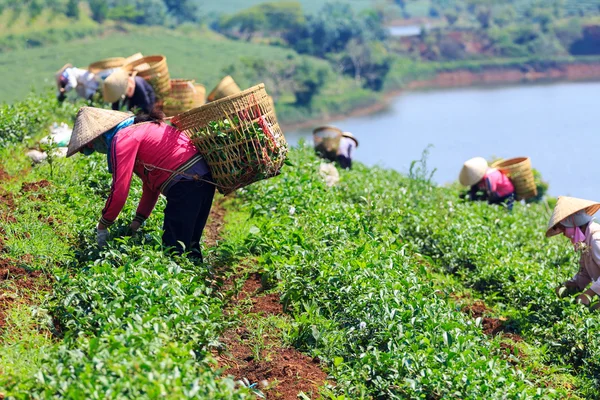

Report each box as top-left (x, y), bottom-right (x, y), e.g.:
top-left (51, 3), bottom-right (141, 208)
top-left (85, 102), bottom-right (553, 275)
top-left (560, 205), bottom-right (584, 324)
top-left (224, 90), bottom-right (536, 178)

top-left (567, 222), bottom-right (600, 295)
top-left (99, 122), bottom-right (202, 227)
top-left (479, 168), bottom-right (514, 198)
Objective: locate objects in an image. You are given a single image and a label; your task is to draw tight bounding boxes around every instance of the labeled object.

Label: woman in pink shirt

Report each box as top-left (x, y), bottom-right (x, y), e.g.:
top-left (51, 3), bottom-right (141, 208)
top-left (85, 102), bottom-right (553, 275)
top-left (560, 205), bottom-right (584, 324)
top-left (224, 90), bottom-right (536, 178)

top-left (547, 196), bottom-right (600, 309)
top-left (459, 157), bottom-right (515, 210)
top-left (66, 107), bottom-right (214, 261)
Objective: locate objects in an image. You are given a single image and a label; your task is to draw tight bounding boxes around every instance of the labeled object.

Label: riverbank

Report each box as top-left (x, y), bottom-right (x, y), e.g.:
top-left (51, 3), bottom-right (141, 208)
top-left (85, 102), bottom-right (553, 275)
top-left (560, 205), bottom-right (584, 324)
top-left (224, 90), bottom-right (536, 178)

top-left (281, 59), bottom-right (600, 131)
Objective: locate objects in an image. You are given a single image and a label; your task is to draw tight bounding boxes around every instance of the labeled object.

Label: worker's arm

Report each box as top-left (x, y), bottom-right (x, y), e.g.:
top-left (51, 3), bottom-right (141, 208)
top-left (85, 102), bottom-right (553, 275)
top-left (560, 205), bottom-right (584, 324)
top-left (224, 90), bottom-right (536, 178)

top-left (98, 133), bottom-right (141, 228)
top-left (132, 181), bottom-right (160, 229)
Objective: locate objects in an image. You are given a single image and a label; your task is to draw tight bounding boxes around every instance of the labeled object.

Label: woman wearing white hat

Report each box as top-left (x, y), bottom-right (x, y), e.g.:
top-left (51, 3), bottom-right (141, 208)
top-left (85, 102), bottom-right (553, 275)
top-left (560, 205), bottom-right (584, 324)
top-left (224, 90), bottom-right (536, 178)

top-left (547, 196), bottom-right (600, 307)
top-left (56, 63), bottom-right (99, 102)
top-left (459, 157), bottom-right (515, 210)
top-left (66, 106), bottom-right (214, 261)
top-left (103, 68), bottom-right (156, 114)
top-left (337, 131), bottom-right (358, 170)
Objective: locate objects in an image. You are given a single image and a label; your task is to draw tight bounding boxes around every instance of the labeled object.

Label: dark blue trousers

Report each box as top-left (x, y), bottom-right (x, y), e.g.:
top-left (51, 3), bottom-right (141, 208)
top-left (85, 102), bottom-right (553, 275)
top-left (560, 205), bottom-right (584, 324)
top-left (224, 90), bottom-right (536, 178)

top-left (162, 179), bottom-right (215, 261)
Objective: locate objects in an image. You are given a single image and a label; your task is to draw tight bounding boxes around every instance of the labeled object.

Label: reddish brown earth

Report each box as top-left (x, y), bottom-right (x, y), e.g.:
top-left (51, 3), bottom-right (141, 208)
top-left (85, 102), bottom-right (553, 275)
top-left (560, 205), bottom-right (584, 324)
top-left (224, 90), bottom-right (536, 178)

top-left (204, 199), bottom-right (226, 248)
top-left (217, 273), bottom-right (327, 399)
top-left (20, 180), bottom-right (51, 193)
top-left (0, 168), bottom-right (12, 183)
top-left (0, 258), bottom-right (50, 330)
top-left (205, 207), bottom-right (328, 399)
top-left (407, 63), bottom-right (600, 90)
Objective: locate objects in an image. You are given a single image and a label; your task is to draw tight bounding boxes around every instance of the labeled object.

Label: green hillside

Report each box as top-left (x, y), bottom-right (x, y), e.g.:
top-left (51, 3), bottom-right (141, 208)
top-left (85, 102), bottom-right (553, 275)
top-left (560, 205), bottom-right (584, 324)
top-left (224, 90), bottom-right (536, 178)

top-left (0, 27), bottom-right (298, 104)
top-left (196, 0), bottom-right (377, 14)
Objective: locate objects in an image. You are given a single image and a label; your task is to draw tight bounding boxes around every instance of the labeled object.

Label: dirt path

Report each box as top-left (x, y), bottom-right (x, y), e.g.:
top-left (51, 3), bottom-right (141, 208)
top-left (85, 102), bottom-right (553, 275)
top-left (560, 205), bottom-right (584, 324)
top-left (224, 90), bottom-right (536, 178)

top-left (205, 203), bottom-right (328, 399)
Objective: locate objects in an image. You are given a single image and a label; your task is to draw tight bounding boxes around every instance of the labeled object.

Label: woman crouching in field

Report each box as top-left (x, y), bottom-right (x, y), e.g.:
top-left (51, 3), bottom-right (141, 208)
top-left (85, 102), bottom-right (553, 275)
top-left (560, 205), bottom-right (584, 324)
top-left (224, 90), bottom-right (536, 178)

top-left (547, 196), bottom-right (600, 309)
top-left (66, 106), bottom-right (214, 261)
top-left (459, 157), bottom-right (515, 211)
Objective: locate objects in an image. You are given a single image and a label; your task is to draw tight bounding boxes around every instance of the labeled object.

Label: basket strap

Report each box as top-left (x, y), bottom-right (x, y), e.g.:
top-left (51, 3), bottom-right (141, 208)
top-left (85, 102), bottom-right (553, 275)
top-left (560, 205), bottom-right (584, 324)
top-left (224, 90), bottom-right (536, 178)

top-left (136, 159), bottom-right (227, 191)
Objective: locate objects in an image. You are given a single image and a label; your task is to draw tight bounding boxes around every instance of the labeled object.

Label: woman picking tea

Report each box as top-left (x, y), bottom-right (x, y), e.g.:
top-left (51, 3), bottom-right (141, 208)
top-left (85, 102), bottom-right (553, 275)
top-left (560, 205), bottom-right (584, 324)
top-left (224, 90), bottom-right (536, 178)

top-left (66, 106), bottom-right (214, 261)
top-left (459, 157), bottom-right (515, 210)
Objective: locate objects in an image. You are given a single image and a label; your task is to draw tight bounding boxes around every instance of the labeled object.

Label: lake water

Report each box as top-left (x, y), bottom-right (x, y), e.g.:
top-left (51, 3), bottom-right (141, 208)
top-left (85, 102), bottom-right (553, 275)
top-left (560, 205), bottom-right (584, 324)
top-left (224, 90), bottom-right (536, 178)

top-left (286, 82), bottom-right (600, 200)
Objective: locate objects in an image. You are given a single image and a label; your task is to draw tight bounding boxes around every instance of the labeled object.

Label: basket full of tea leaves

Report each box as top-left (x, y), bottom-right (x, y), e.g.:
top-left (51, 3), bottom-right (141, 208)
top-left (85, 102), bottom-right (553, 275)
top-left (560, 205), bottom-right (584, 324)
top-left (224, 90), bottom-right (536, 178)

top-left (171, 84), bottom-right (288, 195)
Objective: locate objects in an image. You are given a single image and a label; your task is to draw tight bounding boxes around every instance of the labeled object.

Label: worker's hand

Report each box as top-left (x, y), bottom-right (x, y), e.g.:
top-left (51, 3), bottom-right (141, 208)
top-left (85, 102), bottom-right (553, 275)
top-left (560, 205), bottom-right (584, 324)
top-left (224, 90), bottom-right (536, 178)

top-left (576, 289), bottom-right (596, 306)
top-left (96, 228), bottom-right (109, 248)
top-left (130, 220), bottom-right (141, 233)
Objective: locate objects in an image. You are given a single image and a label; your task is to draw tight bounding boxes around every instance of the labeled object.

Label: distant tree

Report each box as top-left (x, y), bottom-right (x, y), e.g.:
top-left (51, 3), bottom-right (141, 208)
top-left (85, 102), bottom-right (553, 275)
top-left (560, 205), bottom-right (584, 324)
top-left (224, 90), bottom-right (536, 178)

top-left (493, 5), bottom-right (516, 28)
top-left (292, 59), bottom-right (329, 106)
top-left (107, 0), bottom-right (142, 23)
top-left (89, 0), bottom-right (109, 23)
top-left (444, 9), bottom-right (459, 26)
top-left (394, 0), bottom-right (410, 19)
top-left (163, 0), bottom-right (198, 23)
top-left (285, 3), bottom-right (386, 57)
top-left (136, 0), bottom-right (168, 25)
top-left (220, 8), bottom-right (267, 41)
top-left (66, 0), bottom-right (80, 19)
top-left (28, 0), bottom-right (43, 19)
top-left (467, 0), bottom-right (493, 30)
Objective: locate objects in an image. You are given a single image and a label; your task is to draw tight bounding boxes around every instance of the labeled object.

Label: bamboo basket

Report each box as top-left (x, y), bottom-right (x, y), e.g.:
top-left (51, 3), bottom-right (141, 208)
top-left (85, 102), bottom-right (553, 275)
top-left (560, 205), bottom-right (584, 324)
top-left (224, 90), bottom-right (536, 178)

top-left (207, 75), bottom-right (241, 102)
top-left (172, 83), bottom-right (288, 195)
top-left (162, 79), bottom-right (206, 117)
top-left (495, 157), bottom-right (537, 200)
top-left (123, 52), bottom-right (143, 65)
top-left (88, 57), bottom-right (126, 73)
top-left (313, 126), bottom-right (342, 162)
top-left (123, 55), bottom-right (170, 96)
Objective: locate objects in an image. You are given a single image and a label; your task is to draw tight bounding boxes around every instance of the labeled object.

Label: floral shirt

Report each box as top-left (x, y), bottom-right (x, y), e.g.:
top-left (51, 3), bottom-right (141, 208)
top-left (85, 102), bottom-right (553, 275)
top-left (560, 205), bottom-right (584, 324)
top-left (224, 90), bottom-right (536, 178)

top-left (567, 222), bottom-right (600, 295)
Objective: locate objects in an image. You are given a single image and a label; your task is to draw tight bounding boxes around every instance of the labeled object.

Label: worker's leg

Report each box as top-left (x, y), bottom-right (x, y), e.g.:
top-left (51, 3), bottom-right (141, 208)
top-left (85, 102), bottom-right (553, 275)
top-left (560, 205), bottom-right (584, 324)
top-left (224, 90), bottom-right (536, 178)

top-left (337, 155), bottom-right (351, 169)
top-left (162, 181), bottom-right (204, 255)
top-left (189, 181), bottom-right (216, 262)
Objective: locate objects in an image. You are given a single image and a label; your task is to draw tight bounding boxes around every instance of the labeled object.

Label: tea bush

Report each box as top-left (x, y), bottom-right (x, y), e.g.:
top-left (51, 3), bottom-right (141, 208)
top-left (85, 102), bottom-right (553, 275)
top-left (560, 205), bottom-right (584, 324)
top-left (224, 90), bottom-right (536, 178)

top-left (234, 144), bottom-right (598, 398)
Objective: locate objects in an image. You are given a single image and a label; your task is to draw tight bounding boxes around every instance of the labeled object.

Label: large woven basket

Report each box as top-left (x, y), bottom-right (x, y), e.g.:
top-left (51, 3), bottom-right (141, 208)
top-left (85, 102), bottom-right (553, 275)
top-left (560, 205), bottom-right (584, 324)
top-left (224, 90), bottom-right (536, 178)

top-left (172, 84), bottom-right (288, 195)
top-left (88, 57), bottom-right (125, 73)
top-left (313, 126), bottom-right (342, 162)
top-left (162, 79), bottom-right (206, 117)
top-left (207, 75), bottom-right (241, 102)
top-left (495, 157), bottom-right (537, 200)
top-left (123, 55), bottom-right (170, 97)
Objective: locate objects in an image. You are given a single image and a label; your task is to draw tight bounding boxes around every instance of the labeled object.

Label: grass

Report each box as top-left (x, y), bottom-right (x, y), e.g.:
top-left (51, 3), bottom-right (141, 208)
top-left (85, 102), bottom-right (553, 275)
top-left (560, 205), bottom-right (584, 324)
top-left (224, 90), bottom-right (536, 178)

top-left (0, 26), bottom-right (299, 104)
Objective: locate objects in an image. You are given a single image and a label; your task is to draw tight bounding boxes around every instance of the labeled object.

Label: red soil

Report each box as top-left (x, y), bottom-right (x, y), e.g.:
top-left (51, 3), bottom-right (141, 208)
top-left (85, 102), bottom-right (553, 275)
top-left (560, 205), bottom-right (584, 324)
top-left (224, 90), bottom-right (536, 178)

top-left (0, 258), bottom-right (50, 330)
top-left (205, 206), bottom-right (328, 399)
top-left (20, 180), bottom-right (51, 193)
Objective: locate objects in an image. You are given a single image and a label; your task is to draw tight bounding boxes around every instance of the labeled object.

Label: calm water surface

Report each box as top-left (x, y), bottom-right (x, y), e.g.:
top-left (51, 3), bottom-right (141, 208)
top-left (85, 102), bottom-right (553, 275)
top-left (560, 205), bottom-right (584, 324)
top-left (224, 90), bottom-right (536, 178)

top-left (287, 82), bottom-right (600, 199)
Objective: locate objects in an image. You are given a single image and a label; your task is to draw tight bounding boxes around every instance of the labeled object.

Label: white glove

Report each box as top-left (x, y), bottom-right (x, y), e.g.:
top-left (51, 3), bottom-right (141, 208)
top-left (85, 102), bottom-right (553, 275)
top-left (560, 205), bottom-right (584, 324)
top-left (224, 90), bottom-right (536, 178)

top-left (97, 228), bottom-right (109, 248)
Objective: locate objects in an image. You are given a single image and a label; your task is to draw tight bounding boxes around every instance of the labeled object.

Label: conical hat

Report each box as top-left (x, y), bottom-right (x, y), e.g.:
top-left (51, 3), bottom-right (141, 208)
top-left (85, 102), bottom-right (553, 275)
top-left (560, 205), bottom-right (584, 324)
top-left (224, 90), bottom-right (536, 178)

top-left (66, 107), bottom-right (131, 157)
top-left (546, 196), bottom-right (600, 237)
top-left (459, 157), bottom-right (488, 186)
top-left (342, 131), bottom-right (359, 147)
top-left (55, 63), bottom-right (72, 85)
top-left (103, 68), bottom-right (130, 103)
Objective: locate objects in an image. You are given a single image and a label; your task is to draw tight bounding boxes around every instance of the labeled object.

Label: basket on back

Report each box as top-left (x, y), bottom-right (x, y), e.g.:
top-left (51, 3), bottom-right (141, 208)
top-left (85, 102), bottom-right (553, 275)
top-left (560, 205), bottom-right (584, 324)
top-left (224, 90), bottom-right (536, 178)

top-left (313, 126), bottom-right (342, 162)
top-left (123, 55), bottom-right (170, 97)
top-left (88, 57), bottom-right (126, 74)
top-left (495, 157), bottom-right (537, 200)
top-left (162, 79), bottom-right (206, 117)
top-left (172, 84), bottom-right (288, 195)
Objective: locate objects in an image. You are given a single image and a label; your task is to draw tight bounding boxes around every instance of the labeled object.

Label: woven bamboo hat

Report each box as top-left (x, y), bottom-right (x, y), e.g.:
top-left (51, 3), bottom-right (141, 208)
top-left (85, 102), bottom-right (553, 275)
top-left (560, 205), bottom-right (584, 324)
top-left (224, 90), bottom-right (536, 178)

top-left (342, 131), bottom-right (359, 147)
top-left (546, 196), bottom-right (600, 237)
top-left (103, 68), bottom-right (130, 103)
top-left (55, 63), bottom-right (72, 86)
top-left (459, 157), bottom-right (488, 186)
top-left (207, 76), bottom-right (241, 102)
top-left (66, 107), bottom-right (131, 157)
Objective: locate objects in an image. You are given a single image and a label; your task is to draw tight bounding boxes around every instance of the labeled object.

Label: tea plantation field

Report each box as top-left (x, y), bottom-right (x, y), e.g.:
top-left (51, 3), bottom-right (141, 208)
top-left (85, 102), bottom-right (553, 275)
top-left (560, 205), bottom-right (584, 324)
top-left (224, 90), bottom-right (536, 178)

top-left (1, 93), bottom-right (599, 398)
